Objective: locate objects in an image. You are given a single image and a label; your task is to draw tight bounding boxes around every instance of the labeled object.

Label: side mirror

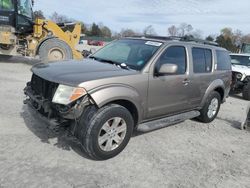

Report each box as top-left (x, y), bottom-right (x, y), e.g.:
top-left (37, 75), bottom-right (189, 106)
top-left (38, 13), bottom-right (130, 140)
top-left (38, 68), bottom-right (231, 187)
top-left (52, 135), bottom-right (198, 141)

top-left (158, 64), bottom-right (178, 75)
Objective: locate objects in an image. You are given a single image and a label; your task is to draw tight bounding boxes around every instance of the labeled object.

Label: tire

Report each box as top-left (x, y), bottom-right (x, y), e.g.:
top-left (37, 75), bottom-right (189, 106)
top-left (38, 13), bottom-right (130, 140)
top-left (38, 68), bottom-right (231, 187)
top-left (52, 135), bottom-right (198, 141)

top-left (198, 91), bottom-right (221, 123)
top-left (242, 83), bottom-right (250, 100)
top-left (38, 38), bottom-right (73, 63)
top-left (75, 104), bottom-right (134, 160)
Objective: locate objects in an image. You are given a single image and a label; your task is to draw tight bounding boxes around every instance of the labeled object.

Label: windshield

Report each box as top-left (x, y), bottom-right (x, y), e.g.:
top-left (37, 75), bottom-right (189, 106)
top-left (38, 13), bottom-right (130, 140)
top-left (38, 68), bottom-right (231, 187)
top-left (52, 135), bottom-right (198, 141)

top-left (230, 55), bottom-right (250, 67)
top-left (241, 44), bottom-right (250, 54)
top-left (91, 39), bottom-right (162, 70)
top-left (0, 0), bottom-right (14, 10)
top-left (18, 0), bottom-right (33, 18)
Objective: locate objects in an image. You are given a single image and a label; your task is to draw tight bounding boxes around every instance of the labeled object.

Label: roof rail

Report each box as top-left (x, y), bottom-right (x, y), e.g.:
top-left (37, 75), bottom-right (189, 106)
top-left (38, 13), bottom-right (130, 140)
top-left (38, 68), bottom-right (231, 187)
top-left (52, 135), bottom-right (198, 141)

top-left (180, 36), bottom-right (219, 46)
top-left (127, 35), bottom-right (219, 46)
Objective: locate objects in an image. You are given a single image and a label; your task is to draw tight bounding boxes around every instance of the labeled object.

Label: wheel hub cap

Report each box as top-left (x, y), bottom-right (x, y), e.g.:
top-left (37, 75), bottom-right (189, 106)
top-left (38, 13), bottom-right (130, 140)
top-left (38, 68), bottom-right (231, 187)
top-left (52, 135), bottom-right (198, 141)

top-left (48, 48), bottom-right (65, 61)
top-left (207, 98), bottom-right (219, 119)
top-left (98, 117), bottom-right (127, 152)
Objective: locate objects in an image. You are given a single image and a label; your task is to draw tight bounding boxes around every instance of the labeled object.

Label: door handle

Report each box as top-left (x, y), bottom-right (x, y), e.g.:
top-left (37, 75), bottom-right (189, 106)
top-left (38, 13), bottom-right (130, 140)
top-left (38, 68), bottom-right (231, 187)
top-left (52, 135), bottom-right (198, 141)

top-left (182, 79), bottom-right (190, 85)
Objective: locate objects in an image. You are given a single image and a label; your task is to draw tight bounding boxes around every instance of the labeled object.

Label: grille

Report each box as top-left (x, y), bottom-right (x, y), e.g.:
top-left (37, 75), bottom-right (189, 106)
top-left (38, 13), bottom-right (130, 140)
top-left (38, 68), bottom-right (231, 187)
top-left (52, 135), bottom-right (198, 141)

top-left (31, 74), bottom-right (59, 101)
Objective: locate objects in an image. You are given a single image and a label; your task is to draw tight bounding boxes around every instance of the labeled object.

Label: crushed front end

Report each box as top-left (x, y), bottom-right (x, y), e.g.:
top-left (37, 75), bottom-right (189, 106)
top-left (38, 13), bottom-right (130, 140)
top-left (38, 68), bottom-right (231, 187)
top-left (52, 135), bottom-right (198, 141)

top-left (24, 74), bottom-right (91, 127)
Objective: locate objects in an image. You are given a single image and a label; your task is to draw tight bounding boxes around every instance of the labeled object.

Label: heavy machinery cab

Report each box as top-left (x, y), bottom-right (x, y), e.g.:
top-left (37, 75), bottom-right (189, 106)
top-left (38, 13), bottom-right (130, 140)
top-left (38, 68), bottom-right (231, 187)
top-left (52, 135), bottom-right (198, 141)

top-left (0, 0), bottom-right (34, 34)
top-left (0, 0), bottom-right (82, 61)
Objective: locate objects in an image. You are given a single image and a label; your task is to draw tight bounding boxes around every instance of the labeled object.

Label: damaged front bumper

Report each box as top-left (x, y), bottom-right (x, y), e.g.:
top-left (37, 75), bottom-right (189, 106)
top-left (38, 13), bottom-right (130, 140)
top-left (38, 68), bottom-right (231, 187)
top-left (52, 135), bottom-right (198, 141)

top-left (24, 84), bottom-right (91, 126)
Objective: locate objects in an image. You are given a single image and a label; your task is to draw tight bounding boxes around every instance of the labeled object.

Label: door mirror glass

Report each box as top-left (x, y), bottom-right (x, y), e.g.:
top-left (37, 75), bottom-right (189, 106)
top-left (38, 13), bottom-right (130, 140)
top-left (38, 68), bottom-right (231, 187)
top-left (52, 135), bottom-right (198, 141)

top-left (158, 64), bottom-right (178, 75)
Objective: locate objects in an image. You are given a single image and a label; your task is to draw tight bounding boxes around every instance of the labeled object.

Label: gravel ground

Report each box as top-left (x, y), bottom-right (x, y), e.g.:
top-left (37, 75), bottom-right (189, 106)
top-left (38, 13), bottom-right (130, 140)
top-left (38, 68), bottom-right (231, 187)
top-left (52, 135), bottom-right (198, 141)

top-left (0, 58), bottom-right (250, 188)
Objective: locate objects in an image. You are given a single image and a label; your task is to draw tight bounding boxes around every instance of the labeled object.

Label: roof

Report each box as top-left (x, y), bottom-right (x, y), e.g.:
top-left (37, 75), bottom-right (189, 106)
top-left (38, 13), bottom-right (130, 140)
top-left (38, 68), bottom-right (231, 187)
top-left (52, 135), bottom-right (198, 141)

top-left (125, 35), bottom-right (220, 47)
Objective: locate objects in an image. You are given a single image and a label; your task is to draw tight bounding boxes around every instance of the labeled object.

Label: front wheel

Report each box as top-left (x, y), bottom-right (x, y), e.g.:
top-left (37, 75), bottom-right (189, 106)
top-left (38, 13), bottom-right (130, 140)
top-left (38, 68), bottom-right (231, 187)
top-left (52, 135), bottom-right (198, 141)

top-left (198, 91), bottom-right (221, 123)
top-left (76, 104), bottom-right (134, 160)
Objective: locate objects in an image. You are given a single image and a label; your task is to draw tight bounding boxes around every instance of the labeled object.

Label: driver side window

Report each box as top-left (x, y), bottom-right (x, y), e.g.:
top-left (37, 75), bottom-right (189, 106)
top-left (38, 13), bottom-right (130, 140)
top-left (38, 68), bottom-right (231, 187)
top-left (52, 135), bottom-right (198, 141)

top-left (155, 46), bottom-right (187, 75)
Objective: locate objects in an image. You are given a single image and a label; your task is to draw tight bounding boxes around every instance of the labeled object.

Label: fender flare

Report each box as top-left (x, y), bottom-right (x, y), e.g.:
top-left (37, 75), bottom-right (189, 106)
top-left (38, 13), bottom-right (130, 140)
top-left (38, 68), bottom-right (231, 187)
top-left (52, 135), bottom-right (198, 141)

top-left (88, 85), bottom-right (144, 122)
top-left (200, 79), bottom-right (225, 107)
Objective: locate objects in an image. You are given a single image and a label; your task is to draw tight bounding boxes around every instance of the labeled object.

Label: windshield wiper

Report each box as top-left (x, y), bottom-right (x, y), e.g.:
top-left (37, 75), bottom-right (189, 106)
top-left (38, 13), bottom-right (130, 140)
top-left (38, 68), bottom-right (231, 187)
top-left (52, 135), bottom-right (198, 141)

top-left (89, 56), bottom-right (130, 70)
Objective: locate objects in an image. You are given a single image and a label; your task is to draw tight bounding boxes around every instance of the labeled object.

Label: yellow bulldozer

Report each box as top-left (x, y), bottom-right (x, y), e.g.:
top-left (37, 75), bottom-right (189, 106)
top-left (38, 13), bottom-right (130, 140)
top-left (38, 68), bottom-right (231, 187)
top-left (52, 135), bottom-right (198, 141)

top-left (0, 0), bottom-right (82, 62)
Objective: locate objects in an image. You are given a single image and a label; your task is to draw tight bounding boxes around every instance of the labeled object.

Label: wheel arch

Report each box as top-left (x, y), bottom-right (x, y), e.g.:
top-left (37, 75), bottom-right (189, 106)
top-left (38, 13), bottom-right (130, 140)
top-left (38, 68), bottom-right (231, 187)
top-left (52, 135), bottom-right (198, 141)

top-left (88, 85), bottom-right (144, 126)
top-left (201, 79), bottom-right (225, 107)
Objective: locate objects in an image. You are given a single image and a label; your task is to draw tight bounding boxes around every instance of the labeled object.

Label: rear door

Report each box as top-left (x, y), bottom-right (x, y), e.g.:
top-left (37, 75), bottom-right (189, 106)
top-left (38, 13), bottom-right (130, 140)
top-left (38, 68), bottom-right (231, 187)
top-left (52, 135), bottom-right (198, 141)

top-left (189, 47), bottom-right (214, 105)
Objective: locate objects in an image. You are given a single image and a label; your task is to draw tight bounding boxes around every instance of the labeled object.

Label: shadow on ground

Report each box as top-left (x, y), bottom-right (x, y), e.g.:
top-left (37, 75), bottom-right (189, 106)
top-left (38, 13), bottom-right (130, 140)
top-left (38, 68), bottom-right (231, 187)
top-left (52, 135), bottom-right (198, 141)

top-left (216, 116), bottom-right (244, 130)
top-left (20, 103), bottom-right (182, 159)
top-left (229, 94), bottom-right (245, 100)
top-left (20, 105), bottom-right (93, 160)
top-left (0, 55), bottom-right (40, 65)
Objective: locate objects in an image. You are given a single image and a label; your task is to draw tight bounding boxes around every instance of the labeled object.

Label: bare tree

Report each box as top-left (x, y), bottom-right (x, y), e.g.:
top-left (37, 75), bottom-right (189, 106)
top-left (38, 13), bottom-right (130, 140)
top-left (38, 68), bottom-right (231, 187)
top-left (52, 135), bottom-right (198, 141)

top-left (50, 12), bottom-right (73, 23)
top-left (190, 29), bottom-right (203, 39)
top-left (233, 29), bottom-right (243, 46)
top-left (178, 23), bottom-right (193, 37)
top-left (168, 25), bottom-right (178, 36)
top-left (120, 29), bottom-right (137, 37)
top-left (143, 25), bottom-right (156, 35)
top-left (34, 10), bottom-right (45, 19)
top-left (221, 27), bottom-right (233, 39)
top-left (101, 26), bottom-right (112, 38)
top-left (241, 34), bottom-right (250, 44)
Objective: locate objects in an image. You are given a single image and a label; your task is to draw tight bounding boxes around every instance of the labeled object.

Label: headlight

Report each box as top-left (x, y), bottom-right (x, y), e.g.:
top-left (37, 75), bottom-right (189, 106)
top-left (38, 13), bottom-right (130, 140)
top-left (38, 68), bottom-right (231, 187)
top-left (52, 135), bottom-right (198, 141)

top-left (236, 73), bottom-right (242, 80)
top-left (52, 85), bottom-right (87, 105)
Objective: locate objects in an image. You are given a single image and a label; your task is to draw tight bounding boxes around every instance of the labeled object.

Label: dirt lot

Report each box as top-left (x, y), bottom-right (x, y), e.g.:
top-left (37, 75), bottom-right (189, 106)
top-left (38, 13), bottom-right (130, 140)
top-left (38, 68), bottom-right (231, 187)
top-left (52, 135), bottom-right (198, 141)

top-left (0, 57), bottom-right (250, 188)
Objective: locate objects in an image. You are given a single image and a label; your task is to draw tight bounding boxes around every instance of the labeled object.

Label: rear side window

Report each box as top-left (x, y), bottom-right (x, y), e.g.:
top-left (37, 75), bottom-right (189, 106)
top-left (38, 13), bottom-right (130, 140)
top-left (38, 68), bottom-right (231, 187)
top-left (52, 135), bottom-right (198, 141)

top-left (216, 50), bottom-right (231, 70)
top-left (156, 46), bottom-right (187, 75)
top-left (192, 48), bottom-right (212, 73)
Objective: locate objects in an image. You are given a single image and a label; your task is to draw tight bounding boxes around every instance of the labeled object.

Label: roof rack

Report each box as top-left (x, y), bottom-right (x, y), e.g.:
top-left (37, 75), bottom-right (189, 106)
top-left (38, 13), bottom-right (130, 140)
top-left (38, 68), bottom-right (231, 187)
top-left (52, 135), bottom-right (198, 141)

top-left (128, 35), bottom-right (219, 47)
top-left (180, 36), bottom-right (219, 46)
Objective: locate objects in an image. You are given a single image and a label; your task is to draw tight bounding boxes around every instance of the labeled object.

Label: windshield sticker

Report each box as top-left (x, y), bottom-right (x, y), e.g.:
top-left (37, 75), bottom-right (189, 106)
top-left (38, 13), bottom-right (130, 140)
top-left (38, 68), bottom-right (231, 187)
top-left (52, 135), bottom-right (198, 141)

top-left (145, 41), bottom-right (162, 47)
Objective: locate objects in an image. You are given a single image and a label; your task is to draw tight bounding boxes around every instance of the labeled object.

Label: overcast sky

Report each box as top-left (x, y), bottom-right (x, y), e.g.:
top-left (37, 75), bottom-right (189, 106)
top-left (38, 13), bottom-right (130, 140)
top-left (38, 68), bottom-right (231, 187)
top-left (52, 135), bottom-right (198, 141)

top-left (34, 0), bottom-right (250, 37)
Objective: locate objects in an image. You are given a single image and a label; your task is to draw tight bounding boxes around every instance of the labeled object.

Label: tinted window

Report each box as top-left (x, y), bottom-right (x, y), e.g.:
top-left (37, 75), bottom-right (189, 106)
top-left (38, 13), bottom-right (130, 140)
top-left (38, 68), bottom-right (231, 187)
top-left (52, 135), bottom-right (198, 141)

top-left (18, 0), bottom-right (33, 18)
top-left (216, 50), bottom-right (231, 70)
top-left (156, 46), bottom-right (186, 75)
top-left (0, 0), bottom-right (14, 10)
top-left (192, 48), bottom-right (212, 73)
top-left (204, 49), bottom-right (212, 72)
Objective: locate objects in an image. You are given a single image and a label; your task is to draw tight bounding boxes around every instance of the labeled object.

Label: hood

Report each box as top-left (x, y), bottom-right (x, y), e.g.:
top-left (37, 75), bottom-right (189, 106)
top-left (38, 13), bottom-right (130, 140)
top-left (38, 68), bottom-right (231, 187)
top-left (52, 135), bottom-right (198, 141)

top-left (31, 59), bottom-right (138, 86)
top-left (232, 64), bottom-right (250, 76)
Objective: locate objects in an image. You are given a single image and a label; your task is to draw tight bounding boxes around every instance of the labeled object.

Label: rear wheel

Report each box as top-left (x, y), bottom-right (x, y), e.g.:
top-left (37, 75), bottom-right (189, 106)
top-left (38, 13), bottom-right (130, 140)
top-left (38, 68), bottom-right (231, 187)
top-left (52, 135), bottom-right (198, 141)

top-left (242, 83), bottom-right (250, 100)
top-left (75, 104), bottom-right (134, 160)
top-left (198, 91), bottom-right (221, 123)
top-left (38, 38), bottom-right (73, 63)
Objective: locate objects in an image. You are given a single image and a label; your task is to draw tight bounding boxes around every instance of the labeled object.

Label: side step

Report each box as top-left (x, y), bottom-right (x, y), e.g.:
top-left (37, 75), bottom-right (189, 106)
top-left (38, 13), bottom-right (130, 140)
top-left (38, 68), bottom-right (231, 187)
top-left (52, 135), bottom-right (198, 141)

top-left (137, 111), bottom-right (200, 132)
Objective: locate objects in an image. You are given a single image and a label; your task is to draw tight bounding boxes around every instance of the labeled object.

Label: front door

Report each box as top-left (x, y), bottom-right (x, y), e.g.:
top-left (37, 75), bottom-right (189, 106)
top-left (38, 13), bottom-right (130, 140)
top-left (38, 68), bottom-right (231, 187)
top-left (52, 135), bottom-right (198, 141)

top-left (147, 45), bottom-right (192, 119)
